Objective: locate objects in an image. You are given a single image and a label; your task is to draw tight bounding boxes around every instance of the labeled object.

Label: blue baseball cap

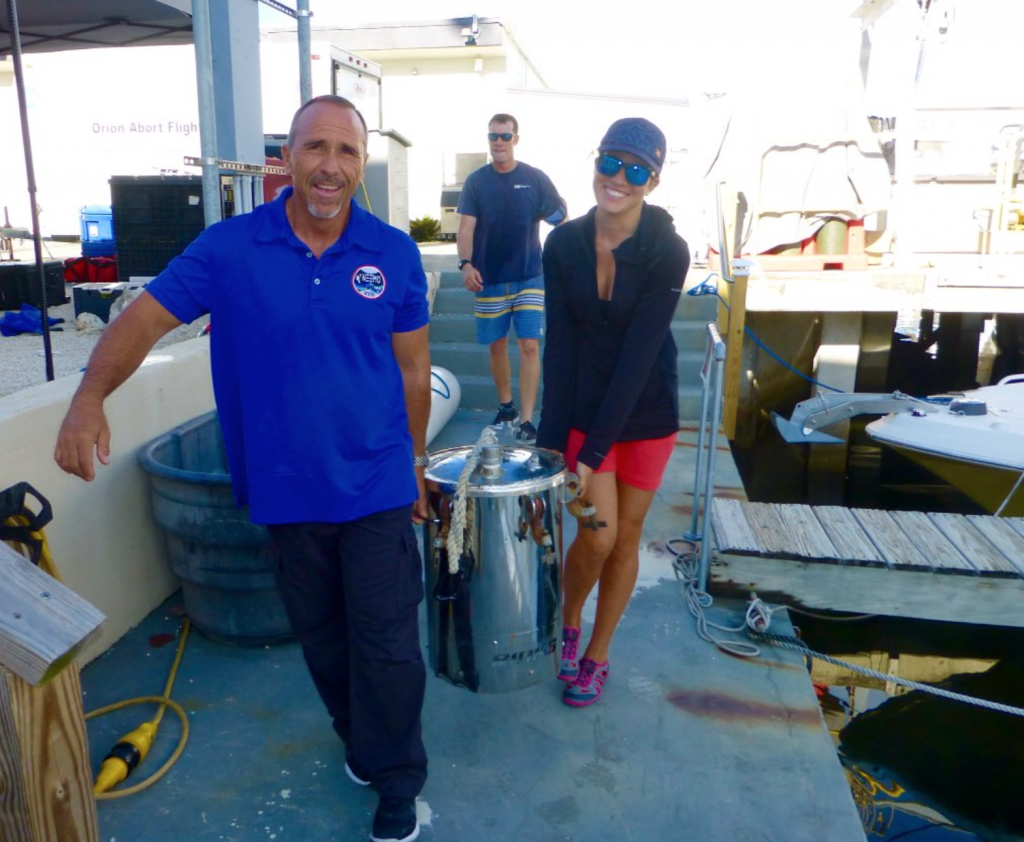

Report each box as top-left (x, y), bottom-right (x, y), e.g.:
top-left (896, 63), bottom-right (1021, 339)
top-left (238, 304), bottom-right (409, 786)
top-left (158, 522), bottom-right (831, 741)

top-left (598, 117), bottom-right (667, 175)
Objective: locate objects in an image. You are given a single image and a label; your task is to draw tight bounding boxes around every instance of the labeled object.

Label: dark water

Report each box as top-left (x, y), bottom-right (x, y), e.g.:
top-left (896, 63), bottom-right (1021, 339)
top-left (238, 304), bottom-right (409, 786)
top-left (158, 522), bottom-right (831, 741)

top-left (732, 425), bottom-right (1024, 841)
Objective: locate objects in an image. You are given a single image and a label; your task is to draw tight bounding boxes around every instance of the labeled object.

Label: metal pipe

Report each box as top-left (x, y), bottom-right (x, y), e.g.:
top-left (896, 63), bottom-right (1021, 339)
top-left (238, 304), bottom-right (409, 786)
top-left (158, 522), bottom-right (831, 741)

top-left (297, 0), bottom-right (313, 104)
top-left (686, 334), bottom-right (714, 541)
top-left (6, 0), bottom-right (53, 380)
top-left (698, 324), bottom-right (727, 592)
top-left (191, 0), bottom-right (222, 227)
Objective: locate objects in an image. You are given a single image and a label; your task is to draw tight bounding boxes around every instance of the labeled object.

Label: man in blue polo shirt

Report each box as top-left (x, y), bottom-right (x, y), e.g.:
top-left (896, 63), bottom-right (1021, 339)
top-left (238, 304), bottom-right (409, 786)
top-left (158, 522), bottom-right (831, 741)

top-left (55, 96), bottom-right (429, 842)
top-left (457, 113), bottom-right (566, 443)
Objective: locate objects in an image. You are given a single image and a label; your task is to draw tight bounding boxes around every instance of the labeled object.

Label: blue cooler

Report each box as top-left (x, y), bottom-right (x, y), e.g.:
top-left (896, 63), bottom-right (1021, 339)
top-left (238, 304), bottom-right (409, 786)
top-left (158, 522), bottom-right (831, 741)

top-left (80, 205), bottom-right (116, 257)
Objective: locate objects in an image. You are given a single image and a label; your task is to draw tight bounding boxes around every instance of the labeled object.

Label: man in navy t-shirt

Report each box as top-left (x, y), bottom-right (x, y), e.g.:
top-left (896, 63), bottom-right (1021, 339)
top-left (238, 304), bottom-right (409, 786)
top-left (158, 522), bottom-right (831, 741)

top-left (457, 113), bottom-right (566, 443)
top-left (55, 96), bottom-right (429, 842)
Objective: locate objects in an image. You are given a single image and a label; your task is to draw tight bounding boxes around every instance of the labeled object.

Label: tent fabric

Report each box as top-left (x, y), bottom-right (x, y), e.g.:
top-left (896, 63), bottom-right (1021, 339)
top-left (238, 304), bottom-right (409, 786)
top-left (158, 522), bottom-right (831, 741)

top-left (0, 0), bottom-right (192, 55)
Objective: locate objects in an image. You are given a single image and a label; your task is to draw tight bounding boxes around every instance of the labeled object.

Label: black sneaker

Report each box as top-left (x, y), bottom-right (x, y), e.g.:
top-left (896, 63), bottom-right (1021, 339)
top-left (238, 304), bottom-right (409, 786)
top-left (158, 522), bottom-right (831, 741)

top-left (514, 420), bottom-right (537, 443)
top-left (492, 402), bottom-right (518, 426)
top-left (370, 796), bottom-right (419, 842)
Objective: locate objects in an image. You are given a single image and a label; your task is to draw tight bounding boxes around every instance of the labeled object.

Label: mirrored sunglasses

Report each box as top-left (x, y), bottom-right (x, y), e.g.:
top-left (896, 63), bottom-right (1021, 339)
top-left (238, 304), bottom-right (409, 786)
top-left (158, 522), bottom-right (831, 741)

top-left (595, 153), bottom-right (654, 186)
top-left (488, 132), bottom-right (514, 142)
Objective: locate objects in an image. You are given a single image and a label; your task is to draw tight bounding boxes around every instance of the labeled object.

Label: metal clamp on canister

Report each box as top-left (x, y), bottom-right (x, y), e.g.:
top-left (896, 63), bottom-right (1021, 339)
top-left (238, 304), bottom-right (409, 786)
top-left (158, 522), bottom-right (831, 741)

top-left (563, 472), bottom-right (607, 531)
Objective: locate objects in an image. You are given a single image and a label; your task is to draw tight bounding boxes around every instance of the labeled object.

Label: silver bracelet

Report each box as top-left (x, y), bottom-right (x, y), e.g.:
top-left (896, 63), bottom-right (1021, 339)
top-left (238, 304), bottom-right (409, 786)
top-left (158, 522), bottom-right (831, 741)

top-left (413, 453), bottom-right (430, 467)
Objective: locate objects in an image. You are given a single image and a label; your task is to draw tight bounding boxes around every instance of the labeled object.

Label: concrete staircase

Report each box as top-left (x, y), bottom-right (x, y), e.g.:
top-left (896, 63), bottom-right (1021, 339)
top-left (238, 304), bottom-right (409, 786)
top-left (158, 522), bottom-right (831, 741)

top-left (423, 254), bottom-right (715, 421)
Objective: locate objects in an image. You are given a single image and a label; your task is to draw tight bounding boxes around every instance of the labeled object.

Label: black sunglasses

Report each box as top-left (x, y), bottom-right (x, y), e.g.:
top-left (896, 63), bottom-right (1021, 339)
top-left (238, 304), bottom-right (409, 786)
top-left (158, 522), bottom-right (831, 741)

top-left (488, 132), bottom-right (515, 142)
top-left (595, 153), bottom-right (655, 186)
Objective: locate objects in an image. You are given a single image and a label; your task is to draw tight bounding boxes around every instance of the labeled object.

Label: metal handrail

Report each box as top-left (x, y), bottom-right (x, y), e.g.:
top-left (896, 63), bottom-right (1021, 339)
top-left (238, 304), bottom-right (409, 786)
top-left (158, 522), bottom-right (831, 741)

top-left (684, 321), bottom-right (727, 591)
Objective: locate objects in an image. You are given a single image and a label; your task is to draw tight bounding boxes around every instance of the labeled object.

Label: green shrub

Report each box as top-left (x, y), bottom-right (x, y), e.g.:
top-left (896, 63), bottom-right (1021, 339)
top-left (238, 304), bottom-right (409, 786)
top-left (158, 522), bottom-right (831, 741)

top-left (409, 215), bottom-right (441, 243)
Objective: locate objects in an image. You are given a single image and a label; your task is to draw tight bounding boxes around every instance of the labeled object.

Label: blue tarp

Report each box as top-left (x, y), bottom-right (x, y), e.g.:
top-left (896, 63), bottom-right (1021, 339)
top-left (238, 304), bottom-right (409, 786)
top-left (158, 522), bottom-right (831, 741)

top-left (0, 303), bottom-right (64, 337)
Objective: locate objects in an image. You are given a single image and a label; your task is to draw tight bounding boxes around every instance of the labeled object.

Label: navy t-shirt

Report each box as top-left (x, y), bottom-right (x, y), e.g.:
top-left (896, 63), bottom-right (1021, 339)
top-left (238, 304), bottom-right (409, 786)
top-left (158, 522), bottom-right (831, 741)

top-left (457, 161), bottom-right (565, 286)
top-left (146, 190), bottom-right (430, 525)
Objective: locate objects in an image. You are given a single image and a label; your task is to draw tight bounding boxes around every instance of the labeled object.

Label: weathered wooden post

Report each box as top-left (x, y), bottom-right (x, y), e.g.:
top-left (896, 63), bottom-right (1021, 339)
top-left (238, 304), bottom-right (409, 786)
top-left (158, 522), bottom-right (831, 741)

top-left (0, 540), bottom-right (105, 842)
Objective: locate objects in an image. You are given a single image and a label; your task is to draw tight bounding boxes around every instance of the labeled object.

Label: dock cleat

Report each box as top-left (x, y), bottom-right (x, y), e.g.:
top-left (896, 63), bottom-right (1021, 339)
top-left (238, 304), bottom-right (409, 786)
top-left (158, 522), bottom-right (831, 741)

top-left (558, 626), bottom-right (581, 682)
top-left (563, 657), bottom-right (609, 707)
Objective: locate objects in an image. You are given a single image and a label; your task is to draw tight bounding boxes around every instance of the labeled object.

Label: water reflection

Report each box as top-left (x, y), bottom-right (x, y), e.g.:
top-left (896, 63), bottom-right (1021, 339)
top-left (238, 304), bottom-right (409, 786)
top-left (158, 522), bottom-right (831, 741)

top-left (734, 410), bottom-right (1024, 840)
top-left (810, 637), bottom-right (1024, 841)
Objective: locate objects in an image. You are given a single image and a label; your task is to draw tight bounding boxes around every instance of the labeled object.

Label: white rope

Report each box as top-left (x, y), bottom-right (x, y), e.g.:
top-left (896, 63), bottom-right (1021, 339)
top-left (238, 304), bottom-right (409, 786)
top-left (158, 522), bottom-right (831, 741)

top-left (666, 537), bottom-right (1024, 719)
top-left (995, 467), bottom-right (1024, 516)
top-left (445, 426), bottom-right (498, 575)
top-left (668, 539), bottom-right (761, 658)
top-left (752, 632), bottom-right (1024, 719)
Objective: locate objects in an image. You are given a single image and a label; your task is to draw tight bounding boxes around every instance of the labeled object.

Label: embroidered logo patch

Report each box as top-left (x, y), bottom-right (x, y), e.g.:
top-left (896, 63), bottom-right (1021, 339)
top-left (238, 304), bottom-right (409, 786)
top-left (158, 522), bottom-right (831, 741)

top-left (351, 265), bottom-right (386, 299)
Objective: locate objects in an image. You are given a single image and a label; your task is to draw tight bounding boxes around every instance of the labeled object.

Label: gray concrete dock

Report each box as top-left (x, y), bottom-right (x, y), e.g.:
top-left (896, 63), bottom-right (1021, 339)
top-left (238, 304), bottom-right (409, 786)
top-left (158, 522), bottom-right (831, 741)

top-left (81, 407), bottom-right (864, 841)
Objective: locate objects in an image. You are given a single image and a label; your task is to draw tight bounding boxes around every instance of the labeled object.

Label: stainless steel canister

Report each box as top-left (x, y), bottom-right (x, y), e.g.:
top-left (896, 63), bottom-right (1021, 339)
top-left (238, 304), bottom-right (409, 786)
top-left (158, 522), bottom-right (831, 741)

top-left (424, 443), bottom-right (566, 693)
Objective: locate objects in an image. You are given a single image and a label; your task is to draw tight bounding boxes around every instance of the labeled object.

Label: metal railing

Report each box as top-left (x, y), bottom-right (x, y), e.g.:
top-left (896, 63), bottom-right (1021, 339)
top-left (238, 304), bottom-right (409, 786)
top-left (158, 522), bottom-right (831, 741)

top-left (684, 321), bottom-right (727, 591)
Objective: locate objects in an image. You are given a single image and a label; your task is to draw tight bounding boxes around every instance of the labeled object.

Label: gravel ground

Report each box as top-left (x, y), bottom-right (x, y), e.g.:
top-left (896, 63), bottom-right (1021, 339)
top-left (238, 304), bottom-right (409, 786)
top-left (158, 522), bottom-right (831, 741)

top-left (0, 281), bottom-right (208, 400)
top-left (1, 240), bottom-right (207, 400)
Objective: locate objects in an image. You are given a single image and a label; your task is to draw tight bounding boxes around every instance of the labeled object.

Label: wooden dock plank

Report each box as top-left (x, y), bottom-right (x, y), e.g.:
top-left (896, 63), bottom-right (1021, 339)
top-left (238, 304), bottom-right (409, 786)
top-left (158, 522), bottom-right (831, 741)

top-left (710, 499), bottom-right (759, 554)
top-left (0, 542), bottom-right (106, 686)
top-left (710, 552), bottom-right (1024, 627)
top-left (888, 511), bottom-right (975, 574)
top-left (998, 519), bottom-right (1024, 566)
top-left (773, 504), bottom-right (841, 561)
top-left (812, 506), bottom-right (884, 565)
top-left (742, 502), bottom-right (796, 556)
top-left (964, 517), bottom-right (1024, 578)
top-left (928, 513), bottom-right (1020, 577)
top-left (850, 508), bottom-right (931, 570)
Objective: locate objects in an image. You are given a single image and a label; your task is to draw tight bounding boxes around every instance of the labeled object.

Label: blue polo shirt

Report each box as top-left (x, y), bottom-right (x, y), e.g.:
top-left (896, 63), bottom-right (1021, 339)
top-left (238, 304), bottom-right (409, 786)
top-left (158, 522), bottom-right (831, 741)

top-left (146, 190), bottom-right (430, 525)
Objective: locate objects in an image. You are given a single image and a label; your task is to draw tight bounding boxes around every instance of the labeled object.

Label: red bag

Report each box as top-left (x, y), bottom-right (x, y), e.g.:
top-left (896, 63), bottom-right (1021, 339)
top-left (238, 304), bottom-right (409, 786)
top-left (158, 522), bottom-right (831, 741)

top-left (63, 257), bottom-right (87, 282)
top-left (86, 257), bottom-right (117, 283)
top-left (64, 256), bottom-right (118, 284)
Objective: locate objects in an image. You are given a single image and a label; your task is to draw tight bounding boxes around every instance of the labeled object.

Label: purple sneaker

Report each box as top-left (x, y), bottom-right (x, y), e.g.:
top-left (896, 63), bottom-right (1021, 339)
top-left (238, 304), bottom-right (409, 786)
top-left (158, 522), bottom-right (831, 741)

top-left (563, 657), bottom-right (609, 707)
top-left (558, 626), bottom-right (581, 682)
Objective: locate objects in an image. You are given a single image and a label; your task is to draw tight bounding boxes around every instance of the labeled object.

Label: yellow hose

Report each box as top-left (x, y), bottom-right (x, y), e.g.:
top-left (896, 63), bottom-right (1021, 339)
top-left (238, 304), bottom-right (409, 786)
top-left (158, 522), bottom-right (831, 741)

top-left (85, 693), bottom-right (191, 799)
top-left (6, 512), bottom-right (61, 580)
top-left (85, 619), bottom-right (192, 798)
top-left (3, 508), bottom-right (191, 799)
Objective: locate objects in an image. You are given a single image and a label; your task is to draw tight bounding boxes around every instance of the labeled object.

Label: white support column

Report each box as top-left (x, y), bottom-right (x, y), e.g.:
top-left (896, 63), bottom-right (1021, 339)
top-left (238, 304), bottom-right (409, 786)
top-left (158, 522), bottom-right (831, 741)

top-left (809, 312), bottom-right (863, 503)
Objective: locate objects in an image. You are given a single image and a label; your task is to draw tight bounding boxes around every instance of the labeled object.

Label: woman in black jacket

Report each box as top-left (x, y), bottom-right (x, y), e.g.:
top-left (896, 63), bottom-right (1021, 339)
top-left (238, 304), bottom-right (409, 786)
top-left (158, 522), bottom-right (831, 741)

top-left (537, 117), bottom-right (690, 707)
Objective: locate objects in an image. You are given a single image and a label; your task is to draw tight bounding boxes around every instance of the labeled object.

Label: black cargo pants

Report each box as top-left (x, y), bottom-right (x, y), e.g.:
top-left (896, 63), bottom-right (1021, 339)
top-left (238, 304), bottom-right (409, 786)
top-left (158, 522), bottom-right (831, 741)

top-left (267, 504), bottom-right (427, 799)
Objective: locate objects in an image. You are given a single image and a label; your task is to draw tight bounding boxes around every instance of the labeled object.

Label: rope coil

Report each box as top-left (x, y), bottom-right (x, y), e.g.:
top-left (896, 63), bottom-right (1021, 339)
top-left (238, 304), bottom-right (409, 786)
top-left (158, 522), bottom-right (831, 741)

top-left (667, 537), bottom-right (1024, 719)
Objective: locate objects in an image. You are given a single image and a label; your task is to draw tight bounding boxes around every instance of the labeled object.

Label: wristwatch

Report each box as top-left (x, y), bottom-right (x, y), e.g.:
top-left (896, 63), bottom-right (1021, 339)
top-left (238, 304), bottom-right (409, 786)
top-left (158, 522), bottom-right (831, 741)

top-left (457, 259), bottom-right (472, 271)
top-left (413, 453), bottom-right (430, 468)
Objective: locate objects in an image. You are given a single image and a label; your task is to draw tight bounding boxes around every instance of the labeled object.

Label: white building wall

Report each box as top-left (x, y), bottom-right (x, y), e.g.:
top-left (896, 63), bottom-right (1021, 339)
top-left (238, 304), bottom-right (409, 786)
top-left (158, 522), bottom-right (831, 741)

top-left (0, 30), bottom-right (691, 240)
top-left (0, 46), bottom-right (201, 236)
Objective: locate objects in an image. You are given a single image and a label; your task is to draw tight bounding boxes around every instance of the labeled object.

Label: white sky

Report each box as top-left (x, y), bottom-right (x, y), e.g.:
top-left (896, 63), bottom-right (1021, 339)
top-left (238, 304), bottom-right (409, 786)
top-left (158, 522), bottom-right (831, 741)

top-left (259, 0), bottom-right (867, 99)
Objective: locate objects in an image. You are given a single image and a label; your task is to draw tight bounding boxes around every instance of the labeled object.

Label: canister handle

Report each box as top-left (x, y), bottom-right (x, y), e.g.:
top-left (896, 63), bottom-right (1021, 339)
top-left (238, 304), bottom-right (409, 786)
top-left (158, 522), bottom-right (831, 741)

top-left (565, 472), bottom-right (581, 500)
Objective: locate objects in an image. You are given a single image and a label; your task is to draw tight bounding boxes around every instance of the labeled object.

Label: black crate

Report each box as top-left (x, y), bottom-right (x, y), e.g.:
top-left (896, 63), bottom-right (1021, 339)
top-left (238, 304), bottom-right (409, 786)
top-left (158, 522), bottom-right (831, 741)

top-left (113, 226), bottom-right (204, 283)
top-left (110, 175), bottom-right (206, 281)
top-left (0, 261), bottom-right (69, 310)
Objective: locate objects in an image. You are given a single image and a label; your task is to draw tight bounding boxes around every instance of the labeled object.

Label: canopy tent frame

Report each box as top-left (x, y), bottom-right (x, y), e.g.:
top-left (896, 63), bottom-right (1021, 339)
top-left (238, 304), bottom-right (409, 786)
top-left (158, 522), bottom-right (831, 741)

top-left (2, 0), bottom-right (310, 384)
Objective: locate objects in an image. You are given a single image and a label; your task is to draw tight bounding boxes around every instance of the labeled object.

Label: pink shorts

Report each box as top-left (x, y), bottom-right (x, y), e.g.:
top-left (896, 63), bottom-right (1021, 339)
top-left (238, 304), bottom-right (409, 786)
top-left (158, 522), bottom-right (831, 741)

top-left (564, 428), bottom-right (677, 491)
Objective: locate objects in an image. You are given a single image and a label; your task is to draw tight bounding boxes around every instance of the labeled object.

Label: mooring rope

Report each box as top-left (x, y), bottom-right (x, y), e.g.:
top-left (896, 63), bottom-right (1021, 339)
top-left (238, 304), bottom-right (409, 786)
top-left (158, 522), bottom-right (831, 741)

top-left (445, 426), bottom-right (498, 574)
top-left (667, 539), bottom-right (1024, 719)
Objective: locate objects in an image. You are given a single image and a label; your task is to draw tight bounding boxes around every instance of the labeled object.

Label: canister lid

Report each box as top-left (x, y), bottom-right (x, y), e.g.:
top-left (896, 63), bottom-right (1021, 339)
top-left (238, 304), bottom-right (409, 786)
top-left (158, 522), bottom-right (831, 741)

top-left (426, 445), bottom-right (566, 497)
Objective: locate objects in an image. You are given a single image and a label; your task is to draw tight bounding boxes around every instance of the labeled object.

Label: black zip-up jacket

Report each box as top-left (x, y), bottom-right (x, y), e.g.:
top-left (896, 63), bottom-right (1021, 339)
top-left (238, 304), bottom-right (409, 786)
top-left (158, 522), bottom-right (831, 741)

top-left (537, 203), bottom-right (690, 469)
